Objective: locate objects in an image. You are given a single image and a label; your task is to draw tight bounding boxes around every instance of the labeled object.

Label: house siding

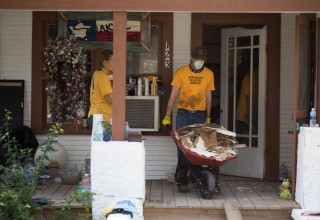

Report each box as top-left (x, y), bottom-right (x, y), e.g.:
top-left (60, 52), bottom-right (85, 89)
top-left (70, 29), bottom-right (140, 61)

top-left (35, 135), bottom-right (177, 180)
top-left (0, 11), bottom-right (32, 126)
top-left (279, 13), bottom-right (297, 177)
top-left (172, 12), bottom-right (192, 130)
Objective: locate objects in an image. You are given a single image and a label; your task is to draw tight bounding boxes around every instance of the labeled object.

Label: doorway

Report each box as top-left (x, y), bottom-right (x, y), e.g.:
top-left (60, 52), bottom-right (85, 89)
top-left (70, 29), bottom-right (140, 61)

top-left (220, 27), bottom-right (267, 178)
top-left (203, 25), bottom-right (267, 178)
top-left (0, 80), bottom-right (24, 130)
top-left (194, 13), bottom-right (281, 180)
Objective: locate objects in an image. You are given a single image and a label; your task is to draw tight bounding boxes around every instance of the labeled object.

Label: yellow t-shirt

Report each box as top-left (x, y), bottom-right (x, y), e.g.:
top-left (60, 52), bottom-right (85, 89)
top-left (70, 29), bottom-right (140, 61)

top-left (88, 69), bottom-right (113, 121)
top-left (236, 73), bottom-right (257, 122)
top-left (171, 65), bottom-right (215, 111)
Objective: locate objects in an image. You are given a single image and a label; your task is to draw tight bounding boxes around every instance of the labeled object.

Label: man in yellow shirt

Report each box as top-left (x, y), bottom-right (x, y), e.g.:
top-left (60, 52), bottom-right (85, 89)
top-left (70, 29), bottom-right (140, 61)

top-left (162, 46), bottom-right (215, 192)
top-left (87, 50), bottom-right (114, 128)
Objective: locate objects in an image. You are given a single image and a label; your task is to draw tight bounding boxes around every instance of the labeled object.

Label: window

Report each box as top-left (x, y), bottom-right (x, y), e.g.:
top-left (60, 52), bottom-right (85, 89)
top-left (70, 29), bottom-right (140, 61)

top-left (32, 12), bottom-right (173, 135)
top-left (126, 25), bottom-right (159, 75)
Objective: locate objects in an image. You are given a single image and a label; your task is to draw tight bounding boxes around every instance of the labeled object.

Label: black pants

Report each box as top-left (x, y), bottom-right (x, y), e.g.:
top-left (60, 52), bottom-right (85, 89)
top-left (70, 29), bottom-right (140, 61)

top-left (174, 147), bottom-right (189, 185)
top-left (174, 146), bottom-right (202, 185)
top-left (174, 109), bottom-right (205, 185)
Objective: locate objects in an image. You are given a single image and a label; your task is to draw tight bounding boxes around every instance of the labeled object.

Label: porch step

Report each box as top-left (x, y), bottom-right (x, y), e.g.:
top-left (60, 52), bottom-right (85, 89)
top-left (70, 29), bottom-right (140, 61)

top-left (143, 207), bottom-right (292, 220)
top-left (224, 201), bottom-right (242, 220)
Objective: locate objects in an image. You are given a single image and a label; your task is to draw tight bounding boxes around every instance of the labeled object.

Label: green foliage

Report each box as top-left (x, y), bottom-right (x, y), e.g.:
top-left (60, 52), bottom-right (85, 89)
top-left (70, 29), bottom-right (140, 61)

top-left (0, 109), bottom-right (32, 167)
top-left (0, 190), bottom-right (33, 220)
top-left (101, 121), bottom-right (112, 136)
top-left (35, 123), bottom-right (64, 168)
top-left (0, 109), bottom-right (64, 219)
top-left (54, 191), bottom-right (93, 220)
top-left (0, 109), bottom-right (93, 219)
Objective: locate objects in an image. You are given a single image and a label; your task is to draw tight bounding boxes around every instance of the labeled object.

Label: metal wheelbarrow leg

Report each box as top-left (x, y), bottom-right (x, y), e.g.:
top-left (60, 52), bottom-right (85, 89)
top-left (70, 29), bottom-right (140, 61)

top-left (180, 151), bottom-right (220, 199)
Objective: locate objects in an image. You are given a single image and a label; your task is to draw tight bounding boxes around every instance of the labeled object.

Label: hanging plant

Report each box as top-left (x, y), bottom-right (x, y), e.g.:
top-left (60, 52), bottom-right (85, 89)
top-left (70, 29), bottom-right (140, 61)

top-left (43, 37), bottom-right (88, 125)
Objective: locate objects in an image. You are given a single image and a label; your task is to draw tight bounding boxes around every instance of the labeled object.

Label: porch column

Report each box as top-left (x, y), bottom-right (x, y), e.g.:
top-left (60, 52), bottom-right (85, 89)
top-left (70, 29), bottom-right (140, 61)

top-left (112, 11), bottom-right (127, 141)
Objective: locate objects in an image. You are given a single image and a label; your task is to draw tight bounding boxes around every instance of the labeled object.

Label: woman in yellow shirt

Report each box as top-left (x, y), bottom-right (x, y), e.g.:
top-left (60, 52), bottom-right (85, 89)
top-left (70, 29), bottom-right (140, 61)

top-left (87, 50), bottom-right (114, 128)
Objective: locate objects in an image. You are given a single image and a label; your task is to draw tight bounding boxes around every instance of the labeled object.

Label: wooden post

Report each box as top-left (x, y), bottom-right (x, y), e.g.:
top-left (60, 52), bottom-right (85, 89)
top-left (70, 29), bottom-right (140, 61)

top-left (224, 201), bottom-right (242, 220)
top-left (112, 11), bottom-right (127, 141)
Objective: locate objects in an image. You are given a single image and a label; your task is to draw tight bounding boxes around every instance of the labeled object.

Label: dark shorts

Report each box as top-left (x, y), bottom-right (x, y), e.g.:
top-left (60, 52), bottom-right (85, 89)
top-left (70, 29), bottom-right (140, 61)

top-left (87, 116), bottom-right (93, 129)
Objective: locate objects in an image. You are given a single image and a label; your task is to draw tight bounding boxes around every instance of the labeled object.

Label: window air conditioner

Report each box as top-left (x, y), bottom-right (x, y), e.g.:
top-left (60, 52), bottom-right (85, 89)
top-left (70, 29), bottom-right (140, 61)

top-left (125, 96), bottom-right (159, 132)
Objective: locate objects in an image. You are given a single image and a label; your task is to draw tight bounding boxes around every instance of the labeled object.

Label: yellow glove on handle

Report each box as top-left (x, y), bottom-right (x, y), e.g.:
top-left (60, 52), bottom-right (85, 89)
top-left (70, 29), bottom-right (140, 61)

top-left (206, 117), bottom-right (211, 124)
top-left (162, 115), bottom-right (171, 126)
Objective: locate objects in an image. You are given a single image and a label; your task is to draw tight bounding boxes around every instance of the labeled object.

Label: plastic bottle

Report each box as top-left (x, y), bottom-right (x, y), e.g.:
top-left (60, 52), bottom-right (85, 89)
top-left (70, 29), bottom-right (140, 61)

top-left (310, 108), bottom-right (316, 127)
top-left (144, 77), bottom-right (149, 96)
top-left (82, 117), bottom-right (87, 129)
top-left (77, 183), bottom-right (83, 192)
top-left (92, 121), bottom-right (103, 142)
top-left (125, 122), bottom-right (130, 140)
top-left (82, 173), bottom-right (91, 192)
top-left (151, 77), bottom-right (158, 96)
top-left (137, 78), bottom-right (142, 96)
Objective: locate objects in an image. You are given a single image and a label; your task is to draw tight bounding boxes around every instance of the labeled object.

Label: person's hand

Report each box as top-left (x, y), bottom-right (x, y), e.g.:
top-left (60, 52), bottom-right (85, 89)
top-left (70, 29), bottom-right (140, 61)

top-left (205, 117), bottom-right (211, 124)
top-left (162, 115), bottom-right (171, 127)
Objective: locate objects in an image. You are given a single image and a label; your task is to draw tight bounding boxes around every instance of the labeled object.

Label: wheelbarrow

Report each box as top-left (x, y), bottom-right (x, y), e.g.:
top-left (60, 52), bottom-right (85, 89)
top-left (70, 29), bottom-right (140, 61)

top-left (171, 126), bottom-right (238, 199)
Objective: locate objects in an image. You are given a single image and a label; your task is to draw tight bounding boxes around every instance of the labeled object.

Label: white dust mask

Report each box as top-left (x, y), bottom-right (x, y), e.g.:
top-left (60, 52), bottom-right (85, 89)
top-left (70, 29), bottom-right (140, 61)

top-left (194, 60), bottom-right (204, 70)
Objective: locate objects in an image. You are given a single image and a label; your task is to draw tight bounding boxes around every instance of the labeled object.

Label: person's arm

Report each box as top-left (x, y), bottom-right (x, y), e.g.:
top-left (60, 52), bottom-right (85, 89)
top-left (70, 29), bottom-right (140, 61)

top-left (104, 93), bottom-right (113, 104)
top-left (165, 86), bottom-right (179, 116)
top-left (205, 90), bottom-right (212, 118)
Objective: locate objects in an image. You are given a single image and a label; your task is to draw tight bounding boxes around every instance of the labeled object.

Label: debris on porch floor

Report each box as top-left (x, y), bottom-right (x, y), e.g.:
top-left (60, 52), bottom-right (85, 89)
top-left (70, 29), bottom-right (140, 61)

top-left (33, 176), bottom-right (300, 220)
top-left (144, 176), bottom-right (300, 220)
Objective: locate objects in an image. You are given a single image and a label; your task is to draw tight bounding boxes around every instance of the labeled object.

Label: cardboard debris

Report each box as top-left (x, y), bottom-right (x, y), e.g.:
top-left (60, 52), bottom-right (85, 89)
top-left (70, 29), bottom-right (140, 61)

top-left (175, 124), bottom-right (246, 160)
top-left (199, 128), bottom-right (218, 148)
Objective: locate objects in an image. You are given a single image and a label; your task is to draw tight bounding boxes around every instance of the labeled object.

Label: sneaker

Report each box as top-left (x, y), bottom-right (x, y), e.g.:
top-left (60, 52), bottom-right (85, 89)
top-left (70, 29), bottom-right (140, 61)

top-left (178, 184), bottom-right (189, 193)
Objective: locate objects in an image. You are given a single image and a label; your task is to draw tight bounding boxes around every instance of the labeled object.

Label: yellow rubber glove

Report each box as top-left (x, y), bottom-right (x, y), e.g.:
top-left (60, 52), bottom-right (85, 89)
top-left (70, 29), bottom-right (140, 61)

top-left (162, 115), bottom-right (171, 127)
top-left (206, 117), bottom-right (211, 124)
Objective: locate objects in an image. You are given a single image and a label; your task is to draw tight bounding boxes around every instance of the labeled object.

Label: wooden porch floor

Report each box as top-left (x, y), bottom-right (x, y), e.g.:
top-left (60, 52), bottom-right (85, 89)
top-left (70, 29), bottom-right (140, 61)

top-left (34, 176), bottom-right (300, 220)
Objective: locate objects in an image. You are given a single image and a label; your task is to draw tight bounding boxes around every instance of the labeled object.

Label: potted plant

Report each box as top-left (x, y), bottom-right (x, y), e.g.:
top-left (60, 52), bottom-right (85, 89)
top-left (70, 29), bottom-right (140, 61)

top-left (43, 37), bottom-right (89, 126)
top-left (101, 121), bottom-right (112, 142)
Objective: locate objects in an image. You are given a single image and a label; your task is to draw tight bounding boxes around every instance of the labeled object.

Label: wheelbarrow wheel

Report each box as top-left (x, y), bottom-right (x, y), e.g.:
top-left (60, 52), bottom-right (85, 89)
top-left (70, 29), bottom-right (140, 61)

top-left (199, 170), bottom-right (215, 199)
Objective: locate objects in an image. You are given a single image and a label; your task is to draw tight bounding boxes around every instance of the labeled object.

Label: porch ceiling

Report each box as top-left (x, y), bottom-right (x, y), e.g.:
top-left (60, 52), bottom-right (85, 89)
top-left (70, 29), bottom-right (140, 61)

top-left (0, 0), bottom-right (319, 12)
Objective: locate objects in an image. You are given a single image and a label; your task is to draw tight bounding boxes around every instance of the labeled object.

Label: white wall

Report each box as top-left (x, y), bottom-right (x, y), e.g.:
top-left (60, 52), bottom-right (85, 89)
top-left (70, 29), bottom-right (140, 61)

top-left (173, 13), bottom-right (191, 70)
top-left (0, 11), bottom-right (32, 126)
top-left (172, 12), bottom-right (191, 130)
top-left (279, 13), bottom-right (297, 176)
top-left (0, 11), bottom-right (177, 180)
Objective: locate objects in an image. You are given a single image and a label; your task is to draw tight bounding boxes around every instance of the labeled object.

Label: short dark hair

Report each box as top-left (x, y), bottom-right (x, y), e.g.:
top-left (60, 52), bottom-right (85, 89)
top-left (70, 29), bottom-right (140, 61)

top-left (99, 50), bottom-right (113, 66)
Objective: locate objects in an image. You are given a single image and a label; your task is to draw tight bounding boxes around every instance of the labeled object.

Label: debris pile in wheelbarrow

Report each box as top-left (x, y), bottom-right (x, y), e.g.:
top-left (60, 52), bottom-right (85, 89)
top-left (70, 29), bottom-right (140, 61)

top-left (173, 123), bottom-right (246, 161)
top-left (171, 124), bottom-right (247, 199)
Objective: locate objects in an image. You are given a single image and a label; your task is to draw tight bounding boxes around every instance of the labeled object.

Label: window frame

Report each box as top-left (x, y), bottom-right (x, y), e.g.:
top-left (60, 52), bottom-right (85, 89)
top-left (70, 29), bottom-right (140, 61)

top-left (32, 12), bottom-right (173, 135)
